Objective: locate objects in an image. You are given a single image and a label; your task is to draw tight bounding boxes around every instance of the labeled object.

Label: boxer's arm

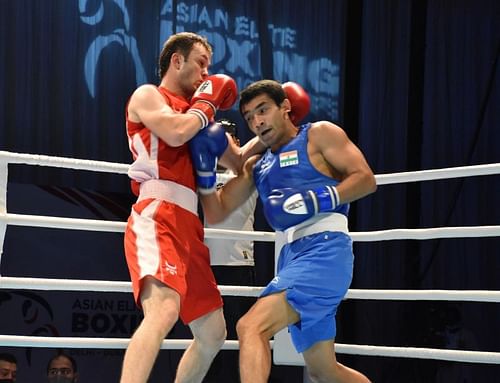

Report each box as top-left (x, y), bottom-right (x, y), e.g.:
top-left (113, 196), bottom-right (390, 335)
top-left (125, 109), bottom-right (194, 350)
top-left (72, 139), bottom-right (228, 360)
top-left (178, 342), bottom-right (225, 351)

top-left (128, 75), bottom-right (238, 148)
top-left (309, 121), bottom-right (377, 203)
top-left (201, 155), bottom-right (259, 224)
top-left (219, 136), bottom-right (266, 174)
top-left (127, 85), bottom-right (202, 147)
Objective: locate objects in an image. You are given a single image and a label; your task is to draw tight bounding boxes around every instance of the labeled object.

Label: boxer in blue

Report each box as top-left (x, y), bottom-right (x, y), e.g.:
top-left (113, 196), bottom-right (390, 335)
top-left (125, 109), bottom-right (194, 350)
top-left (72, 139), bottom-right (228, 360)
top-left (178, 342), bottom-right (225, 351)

top-left (195, 80), bottom-right (376, 383)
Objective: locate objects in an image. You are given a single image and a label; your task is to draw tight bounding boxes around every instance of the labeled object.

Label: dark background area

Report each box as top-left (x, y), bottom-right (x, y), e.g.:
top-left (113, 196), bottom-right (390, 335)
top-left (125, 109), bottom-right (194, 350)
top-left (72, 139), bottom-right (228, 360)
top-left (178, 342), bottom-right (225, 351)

top-left (1, 0), bottom-right (499, 382)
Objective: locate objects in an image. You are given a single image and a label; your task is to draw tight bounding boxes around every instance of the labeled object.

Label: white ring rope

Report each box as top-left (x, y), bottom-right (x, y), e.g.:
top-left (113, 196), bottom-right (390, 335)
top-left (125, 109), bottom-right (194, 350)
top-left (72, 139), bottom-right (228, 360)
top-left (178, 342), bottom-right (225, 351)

top-left (334, 344), bottom-right (500, 364)
top-left (350, 225), bottom-right (500, 241)
top-left (1, 151), bottom-right (499, 365)
top-left (374, 163), bottom-right (500, 185)
top-left (1, 150), bottom-right (499, 183)
top-left (0, 151), bottom-right (129, 174)
top-left (0, 213), bottom-right (498, 241)
top-left (0, 335), bottom-right (243, 350)
top-left (1, 213), bottom-right (126, 233)
top-left (0, 335), bottom-right (498, 364)
top-left (2, 276), bottom-right (500, 302)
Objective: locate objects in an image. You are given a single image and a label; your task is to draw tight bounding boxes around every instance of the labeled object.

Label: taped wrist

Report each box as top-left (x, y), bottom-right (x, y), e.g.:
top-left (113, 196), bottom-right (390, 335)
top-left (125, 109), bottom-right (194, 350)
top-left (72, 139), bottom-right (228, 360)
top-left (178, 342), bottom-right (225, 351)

top-left (188, 100), bottom-right (216, 129)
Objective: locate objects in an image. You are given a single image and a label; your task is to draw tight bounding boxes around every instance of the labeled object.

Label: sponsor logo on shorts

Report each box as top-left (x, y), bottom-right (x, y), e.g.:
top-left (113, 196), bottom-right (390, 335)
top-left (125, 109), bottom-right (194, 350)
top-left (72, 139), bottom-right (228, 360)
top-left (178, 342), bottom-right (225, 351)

top-left (270, 276), bottom-right (280, 285)
top-left (165, 261), bottom-right (177, 275)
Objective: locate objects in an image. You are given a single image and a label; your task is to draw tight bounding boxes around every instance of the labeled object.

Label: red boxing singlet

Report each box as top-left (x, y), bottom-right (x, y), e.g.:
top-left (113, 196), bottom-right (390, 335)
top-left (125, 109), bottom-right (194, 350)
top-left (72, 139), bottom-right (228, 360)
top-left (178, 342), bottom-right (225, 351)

top-left (124, 86), bottom-right (222, 324)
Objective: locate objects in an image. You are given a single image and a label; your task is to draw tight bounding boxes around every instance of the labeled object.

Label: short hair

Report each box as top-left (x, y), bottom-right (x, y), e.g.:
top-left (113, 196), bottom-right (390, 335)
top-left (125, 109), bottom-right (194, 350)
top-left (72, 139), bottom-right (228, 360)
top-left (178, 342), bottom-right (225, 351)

top-left (239, 79), bottom-right (287, 116)
top-left (158, 32), bottom-right (212, 79)
top-left (0, 353), bottom-right (17, 364)
top-left (46, 352), bottom-right (78, 374)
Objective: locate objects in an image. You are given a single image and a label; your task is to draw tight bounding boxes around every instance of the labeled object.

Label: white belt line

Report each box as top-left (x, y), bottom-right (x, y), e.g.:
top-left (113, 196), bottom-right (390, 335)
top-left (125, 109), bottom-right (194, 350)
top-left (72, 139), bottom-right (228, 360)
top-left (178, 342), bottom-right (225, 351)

top-left (284, 213), bottom-right (349, 243)
top-left (138, 179), bottom-right (198, 216)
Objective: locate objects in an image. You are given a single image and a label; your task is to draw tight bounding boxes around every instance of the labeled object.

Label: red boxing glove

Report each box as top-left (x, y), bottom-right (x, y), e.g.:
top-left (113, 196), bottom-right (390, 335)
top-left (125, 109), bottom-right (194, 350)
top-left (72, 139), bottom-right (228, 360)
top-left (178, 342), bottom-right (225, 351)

top-left (282, 82), bottom-right (310, 125)
top-left (188, 74), bottom-right (238, 128)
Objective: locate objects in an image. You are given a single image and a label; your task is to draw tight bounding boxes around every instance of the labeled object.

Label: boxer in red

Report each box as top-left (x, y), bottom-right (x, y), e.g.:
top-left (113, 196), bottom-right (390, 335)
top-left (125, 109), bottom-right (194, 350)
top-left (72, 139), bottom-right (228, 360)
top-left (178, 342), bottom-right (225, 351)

top-left (122, 32), bottom-right (262, 383)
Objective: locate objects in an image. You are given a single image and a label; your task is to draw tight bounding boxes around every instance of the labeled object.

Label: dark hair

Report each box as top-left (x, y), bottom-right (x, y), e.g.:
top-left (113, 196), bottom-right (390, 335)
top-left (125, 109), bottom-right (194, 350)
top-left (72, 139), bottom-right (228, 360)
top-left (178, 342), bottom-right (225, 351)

top-left (239, 79), bottom-right (286, 115)
top-left (158, 32), bottom-right (212, 79)
top-left (46, 351), bottom-right (78, 374)
top-left (0, 353), bottom-right (17, 364)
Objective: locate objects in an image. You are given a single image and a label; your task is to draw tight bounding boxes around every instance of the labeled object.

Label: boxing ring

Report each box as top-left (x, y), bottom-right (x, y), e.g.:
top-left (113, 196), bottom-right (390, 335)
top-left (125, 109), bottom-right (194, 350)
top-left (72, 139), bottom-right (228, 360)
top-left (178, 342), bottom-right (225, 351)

top-left (0, 150), bottom-right (499, 366)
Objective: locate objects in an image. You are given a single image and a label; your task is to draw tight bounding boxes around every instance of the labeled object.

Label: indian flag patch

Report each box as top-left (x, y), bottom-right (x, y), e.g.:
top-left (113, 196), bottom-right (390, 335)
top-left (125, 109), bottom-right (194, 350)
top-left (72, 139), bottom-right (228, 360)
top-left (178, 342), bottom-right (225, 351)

top-left (279, 150), bottom-right (299, 167)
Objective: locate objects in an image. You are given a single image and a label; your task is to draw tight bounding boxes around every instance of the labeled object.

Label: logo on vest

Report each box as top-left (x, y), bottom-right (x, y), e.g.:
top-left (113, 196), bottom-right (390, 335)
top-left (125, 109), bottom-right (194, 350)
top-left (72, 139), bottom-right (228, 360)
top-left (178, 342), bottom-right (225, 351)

top-left (279, 150), bottom-right (299, 167)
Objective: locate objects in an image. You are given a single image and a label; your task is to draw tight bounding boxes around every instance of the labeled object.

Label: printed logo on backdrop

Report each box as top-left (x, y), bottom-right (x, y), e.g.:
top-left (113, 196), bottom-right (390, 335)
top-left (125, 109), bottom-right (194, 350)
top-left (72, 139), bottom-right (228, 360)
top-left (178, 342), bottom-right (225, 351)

top-left (159, 0), bottom-right (340, 119)
top-left (0, 291), bottom-right (142, 360)
top-left (72, 296), bottom-right (142, 336)
top-left (78, 0), bottom-right (147, 97)
top-left (0, 291), bottom-right (58, 364)
top-left (79, 0), bottom-right (339, 119)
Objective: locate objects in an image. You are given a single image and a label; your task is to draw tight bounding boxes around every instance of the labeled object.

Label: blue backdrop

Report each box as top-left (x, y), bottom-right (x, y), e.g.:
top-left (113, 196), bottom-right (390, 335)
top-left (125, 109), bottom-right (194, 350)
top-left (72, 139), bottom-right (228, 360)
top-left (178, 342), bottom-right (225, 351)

top-left (1, 0), bottom-right (499, 382)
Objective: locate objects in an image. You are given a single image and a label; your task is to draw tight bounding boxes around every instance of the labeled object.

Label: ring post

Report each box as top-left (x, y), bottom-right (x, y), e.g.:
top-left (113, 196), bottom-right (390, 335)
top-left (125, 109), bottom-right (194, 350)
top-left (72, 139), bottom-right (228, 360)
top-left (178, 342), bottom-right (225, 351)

top-left (0, 156), bottom-right (8, 269)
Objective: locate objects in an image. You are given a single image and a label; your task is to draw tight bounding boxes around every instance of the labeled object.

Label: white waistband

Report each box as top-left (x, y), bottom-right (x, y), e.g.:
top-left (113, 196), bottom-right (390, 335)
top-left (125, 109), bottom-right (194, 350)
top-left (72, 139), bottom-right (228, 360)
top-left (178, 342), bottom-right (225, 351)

top-left (138, 179), bottom-right (198, 216)
top-left (284, 213), bottom-right (348, 243)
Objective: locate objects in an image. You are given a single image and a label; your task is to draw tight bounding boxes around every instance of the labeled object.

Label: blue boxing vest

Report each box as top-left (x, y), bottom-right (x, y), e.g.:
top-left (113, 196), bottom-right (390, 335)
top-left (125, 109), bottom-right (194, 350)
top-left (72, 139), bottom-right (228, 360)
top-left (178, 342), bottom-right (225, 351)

top-left (253, 122), bottom-right (349, 218)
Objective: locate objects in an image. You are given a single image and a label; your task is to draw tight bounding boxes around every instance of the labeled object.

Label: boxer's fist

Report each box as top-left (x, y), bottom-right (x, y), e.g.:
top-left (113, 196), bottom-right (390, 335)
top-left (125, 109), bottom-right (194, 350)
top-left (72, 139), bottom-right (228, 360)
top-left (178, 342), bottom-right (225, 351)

top-left (282, 82), bottom-right (310, 125)
top-left (188, 74), bottom-right (238, 128)
top-left (263, 185), bottom-right (339, 231)
top-left (189, 122), bottom-right (229, 194)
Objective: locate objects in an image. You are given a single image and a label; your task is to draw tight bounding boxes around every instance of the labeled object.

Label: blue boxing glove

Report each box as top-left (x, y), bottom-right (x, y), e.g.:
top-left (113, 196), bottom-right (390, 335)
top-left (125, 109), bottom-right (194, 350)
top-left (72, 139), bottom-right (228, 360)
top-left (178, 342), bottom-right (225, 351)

top-left (189, 122), bottom-right (229, 194)
top-left (263, 185), bottom-right (340, 231)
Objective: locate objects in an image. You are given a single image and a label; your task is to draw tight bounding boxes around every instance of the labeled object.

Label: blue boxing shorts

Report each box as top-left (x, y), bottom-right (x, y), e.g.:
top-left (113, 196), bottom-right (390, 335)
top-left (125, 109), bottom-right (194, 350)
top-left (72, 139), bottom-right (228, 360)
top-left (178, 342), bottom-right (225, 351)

top-left (260, 231), bottom-right (353, 353)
